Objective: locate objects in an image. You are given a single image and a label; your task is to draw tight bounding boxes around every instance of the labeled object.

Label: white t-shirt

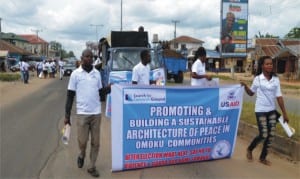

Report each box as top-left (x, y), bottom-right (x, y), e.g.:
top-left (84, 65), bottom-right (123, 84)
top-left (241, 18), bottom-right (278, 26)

top-left (250, 74), bottom-right (282, 112)
top-left (20, 61), bottom-right (29, 71)
top-left (58, 60), bottom-right (65, 68)
top-left (68, 66), bottom-right (102, 115)
top-left (191, 59), bottom-right (206, 86)
top-left (132, 62), bottom-right (150, 85)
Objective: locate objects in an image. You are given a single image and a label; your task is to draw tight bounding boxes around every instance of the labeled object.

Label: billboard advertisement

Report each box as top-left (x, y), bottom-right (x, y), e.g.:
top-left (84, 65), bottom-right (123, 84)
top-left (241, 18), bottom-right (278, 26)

top-left (111, 84), bottom-right (244, 171)
top-left (221, 0), bottom-right (248, 57)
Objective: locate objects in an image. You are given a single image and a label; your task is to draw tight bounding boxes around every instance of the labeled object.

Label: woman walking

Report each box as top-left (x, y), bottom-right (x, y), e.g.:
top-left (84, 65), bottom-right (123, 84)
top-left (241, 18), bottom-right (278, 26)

top-left (241, 56), bottom-right (289, 166)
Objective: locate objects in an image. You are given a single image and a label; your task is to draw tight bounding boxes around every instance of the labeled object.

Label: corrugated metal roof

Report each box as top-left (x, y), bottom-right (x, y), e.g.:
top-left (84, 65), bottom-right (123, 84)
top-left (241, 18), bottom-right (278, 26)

top-left (18, 34), bottom-right (48, 44)
top-left (206, 49), bottom-right (221, 58)
top-left (261, 46), bottom-right (281, 57)
top-left (171, 35), bottom-right (204, 44)
top-left (255, 38), bottom-right (278, 46)
top-left (282, 39), bottom-right (300, 46)
top-left (255, 38), bottom-right (300, 58)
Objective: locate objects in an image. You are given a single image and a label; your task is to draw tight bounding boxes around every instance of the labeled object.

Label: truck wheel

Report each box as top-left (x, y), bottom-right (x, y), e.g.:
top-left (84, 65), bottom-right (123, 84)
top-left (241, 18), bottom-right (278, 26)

top-left (167, 73), bottom-right (171, 80)
top-left (175, 71), bottom-right (184, 83)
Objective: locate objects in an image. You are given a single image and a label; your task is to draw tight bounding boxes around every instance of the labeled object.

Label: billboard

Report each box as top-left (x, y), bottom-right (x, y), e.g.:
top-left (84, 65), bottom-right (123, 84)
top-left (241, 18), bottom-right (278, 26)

top-left (221, 0), bottom-right (248, 57)
top-left (111, 84), bottom-right (244, 171)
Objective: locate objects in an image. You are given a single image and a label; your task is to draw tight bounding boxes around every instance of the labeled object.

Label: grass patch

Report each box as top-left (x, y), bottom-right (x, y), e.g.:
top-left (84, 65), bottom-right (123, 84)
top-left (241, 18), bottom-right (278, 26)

top-left (241, 102), bottom-right (299, 141)
top-left (0, 73), bottom-right (21, 81)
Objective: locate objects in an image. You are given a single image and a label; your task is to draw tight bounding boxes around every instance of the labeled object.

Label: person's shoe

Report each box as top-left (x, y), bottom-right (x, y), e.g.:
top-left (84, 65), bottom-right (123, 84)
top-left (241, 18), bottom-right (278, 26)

top-left (259, 159), bottom-right (271, 166)
top-left (87, 167), bottom-right (100, 177)
top-left (77, 156), bottom-right (84, 168)
top-left (246, 149), bottom-right (253, 161)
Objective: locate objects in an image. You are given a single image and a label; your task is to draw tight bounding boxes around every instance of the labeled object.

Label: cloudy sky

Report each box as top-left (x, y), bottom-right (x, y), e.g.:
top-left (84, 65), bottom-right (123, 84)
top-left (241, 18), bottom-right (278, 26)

top-left (1, 0), bottom-right (299, 58)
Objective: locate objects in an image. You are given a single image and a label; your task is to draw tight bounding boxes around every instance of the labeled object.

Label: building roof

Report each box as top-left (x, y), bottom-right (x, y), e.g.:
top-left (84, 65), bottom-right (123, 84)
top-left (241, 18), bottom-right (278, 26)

top-left (255, 38), bottom-right (300, 58)
top-left (171, 35), bottom-right (204, 44)
top-left (0, 32), bottom-right (28, 42)
top-left (206, 49), bottom-right (221, 59)
top-left (255, 38), bottom-right (279, 46)
top-left (18, 34), bottom-right (48, 44)
top-left (0, 40), bottom-right (32, 55)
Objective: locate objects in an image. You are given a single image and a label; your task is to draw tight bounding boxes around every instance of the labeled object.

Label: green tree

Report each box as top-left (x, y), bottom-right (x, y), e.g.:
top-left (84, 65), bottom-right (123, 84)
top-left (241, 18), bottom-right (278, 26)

top-left (284, 27), bottom-right (300, 38)
top-left (255, 31), bottom-right (279, 38)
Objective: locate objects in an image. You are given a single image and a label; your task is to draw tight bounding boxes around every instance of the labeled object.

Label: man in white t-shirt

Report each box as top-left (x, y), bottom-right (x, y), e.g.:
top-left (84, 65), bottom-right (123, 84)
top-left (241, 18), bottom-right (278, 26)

top-left (64, 49), bottom-right (111, 177)
top-left (132, 50), bottom-right (156, 85)
top-left (20, 59), bottom-right (30, 84)
top-left (58, 58), bottom-right (65, 80)
top-left (191, 47), bottom-right (212, 86)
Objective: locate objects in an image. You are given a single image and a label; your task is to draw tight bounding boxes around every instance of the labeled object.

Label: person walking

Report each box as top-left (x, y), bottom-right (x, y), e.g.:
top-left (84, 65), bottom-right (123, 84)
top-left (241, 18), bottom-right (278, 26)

top-left (64, 49), bottom-right (111, 177)
top-left (191, 47), bottom-right (212, 86)
top-left (36, 61), bottom-right (43, 77)
top-left (132, 49), bottom-right (156, 85)
top-left (58, 58), bottom-right (65, 80)
top-left (240, 56), bottom-right (289, 166)
top-left (20, 59), bottom-right (30, 84)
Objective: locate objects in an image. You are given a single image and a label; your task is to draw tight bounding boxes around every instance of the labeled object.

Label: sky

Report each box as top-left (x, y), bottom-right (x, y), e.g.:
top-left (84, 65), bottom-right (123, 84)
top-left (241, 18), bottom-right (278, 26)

top-left (1, 0), bottom-right (299, 58)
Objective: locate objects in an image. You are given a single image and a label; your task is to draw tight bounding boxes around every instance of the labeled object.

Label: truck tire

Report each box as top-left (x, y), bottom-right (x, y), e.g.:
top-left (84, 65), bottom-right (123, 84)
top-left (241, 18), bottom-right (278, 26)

top-left (175, 71), bottom-right (184, 83)
top-left (167, 73), bottom-right (172, 80)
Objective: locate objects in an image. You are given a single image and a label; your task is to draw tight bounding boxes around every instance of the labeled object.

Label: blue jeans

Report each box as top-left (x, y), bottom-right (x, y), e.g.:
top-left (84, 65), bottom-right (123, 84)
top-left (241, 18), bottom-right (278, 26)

top-left (22, 71), bottom-right (29, 83)
top-left (247, 110), bottom-right (278, 160)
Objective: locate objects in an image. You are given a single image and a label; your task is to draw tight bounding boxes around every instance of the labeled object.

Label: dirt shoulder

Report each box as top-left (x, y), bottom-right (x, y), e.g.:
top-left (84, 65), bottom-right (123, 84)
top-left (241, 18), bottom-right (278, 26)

top-left (0, 73), bottom-right (57, 108)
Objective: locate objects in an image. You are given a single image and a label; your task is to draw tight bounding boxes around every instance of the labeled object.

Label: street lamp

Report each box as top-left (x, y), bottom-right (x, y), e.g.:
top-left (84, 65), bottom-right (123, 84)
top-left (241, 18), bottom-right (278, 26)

top-left (121, 0), bottom-right (123, 31)
top-left (90, 24), bottom-right (103, 42)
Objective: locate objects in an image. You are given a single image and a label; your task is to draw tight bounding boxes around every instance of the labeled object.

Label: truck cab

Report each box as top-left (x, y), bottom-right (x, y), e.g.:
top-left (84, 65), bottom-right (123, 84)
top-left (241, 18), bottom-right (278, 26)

top-left (101, 31), bottom-right (166, 117)
top-left (101, 31), bottom-right (165, 87)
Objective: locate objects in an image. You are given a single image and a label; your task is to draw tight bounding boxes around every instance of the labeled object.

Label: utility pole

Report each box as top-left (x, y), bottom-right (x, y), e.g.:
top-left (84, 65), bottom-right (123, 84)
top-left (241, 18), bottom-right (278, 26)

top-left (90, 24), bottom-right (103, 42)
top-left (171, 20), bottom-right (180, 39)
top-left (31, 29), bottom-right (43, 40)
top-left (0, 17), bottom-right (2, 33)
top-left (121, 0), bottom-right (123, 31)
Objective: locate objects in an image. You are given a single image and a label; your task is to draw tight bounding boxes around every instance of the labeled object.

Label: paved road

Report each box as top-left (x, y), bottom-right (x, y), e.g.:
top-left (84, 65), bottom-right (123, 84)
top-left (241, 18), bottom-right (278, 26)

top-left (1, 77), bottom-right (299, 179)
top-left (0, 78), bottom-right (68, 178)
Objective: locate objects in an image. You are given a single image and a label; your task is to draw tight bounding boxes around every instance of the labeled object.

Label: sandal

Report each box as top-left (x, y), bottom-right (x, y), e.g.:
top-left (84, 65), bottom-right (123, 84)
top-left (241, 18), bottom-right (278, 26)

top-left (259, 159), bottom-right (272, 166)
top-left (87, 168), bottom-right (100, 177)
top-left (246, 149), bottom-right (253, 161)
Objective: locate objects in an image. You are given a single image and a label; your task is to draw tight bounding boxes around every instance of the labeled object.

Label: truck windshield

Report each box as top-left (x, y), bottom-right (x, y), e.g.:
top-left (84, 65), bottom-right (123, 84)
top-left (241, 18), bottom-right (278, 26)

top-left (112, 49), bottom-right (161, 71)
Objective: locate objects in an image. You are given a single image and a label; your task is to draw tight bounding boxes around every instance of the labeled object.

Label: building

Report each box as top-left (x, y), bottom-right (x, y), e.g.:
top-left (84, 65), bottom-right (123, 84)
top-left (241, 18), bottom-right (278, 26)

top-left (250, 38), bottom-right (300, 80)
top-left (169, 35), bottom-right (204, 56)
top-left (0, 39), bottom-right (32, 71)
top-left (19, 34), bottom-right (49, 58)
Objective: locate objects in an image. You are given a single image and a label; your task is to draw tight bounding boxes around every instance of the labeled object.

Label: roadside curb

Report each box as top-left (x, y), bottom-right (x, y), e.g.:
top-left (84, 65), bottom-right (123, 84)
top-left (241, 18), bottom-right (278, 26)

top-left (238, 120), bottom-right (300, 162)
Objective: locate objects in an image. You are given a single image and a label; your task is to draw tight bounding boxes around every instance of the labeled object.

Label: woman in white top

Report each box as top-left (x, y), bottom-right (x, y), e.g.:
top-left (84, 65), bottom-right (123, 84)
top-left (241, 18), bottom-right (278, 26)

top-left (241, 56), bottom-right (289, 166)
top-left (191, 47), bottom-right (212, 86)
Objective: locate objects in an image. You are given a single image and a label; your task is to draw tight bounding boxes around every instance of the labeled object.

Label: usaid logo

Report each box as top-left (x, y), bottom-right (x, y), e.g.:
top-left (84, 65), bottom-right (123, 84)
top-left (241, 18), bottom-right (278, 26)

top-left (219, 88), bottom-right (241, 110)
top-left (124, 89), bottom-right (166, 104)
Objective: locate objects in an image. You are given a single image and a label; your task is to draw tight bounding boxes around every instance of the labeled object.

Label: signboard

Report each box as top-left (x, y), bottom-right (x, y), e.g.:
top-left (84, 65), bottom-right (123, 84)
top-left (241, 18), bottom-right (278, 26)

top-left (221, 0), bottom-right (248, 57)
top-left (105, 68), bottom-right (165, 117)
top-left (111, 84), bottom-right (244, 171)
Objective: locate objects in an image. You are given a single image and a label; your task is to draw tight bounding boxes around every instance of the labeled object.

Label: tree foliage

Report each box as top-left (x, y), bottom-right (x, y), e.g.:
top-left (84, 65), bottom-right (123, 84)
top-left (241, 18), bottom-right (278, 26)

top-left (255, 31), bottom-right (279, 38)
top-left (284, 27), bottom-right (300, 38)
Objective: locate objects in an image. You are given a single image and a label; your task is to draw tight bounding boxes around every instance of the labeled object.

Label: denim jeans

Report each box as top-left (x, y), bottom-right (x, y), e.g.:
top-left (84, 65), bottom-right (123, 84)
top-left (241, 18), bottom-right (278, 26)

top-left (22, 71), bottom-right (29, 83)
top-left (247, 110), bottom-right (278, 160)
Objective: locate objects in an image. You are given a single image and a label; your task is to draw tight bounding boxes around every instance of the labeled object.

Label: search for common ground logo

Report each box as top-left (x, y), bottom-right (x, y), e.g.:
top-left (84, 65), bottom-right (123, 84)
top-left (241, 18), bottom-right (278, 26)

top-left (124, 89), bottom-right (166, 104)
